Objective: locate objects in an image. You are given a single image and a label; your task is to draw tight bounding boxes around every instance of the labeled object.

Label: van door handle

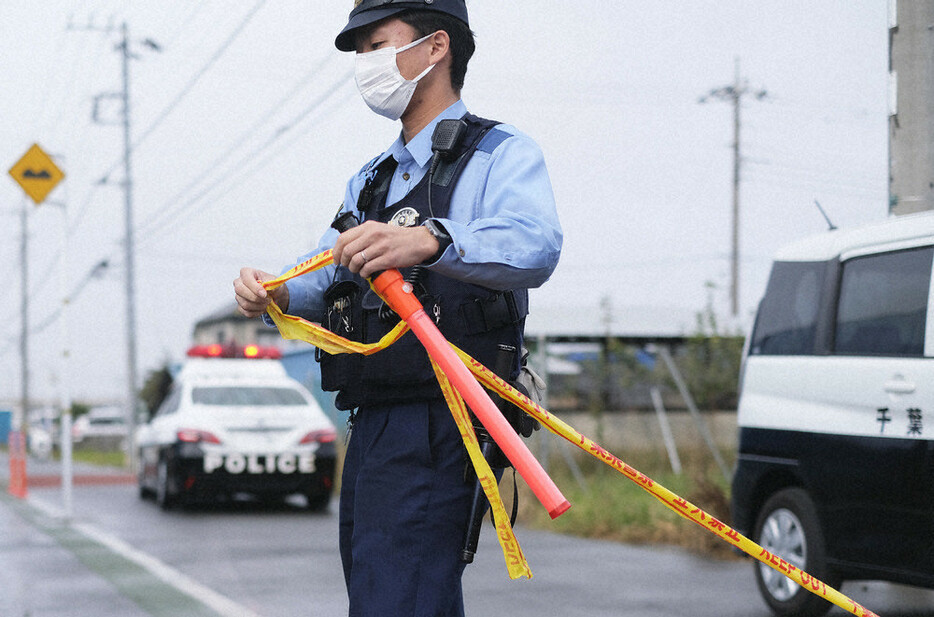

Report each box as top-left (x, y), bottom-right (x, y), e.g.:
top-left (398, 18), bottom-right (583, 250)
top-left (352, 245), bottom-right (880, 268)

top-left (884, 376), bottom-right (916, 395)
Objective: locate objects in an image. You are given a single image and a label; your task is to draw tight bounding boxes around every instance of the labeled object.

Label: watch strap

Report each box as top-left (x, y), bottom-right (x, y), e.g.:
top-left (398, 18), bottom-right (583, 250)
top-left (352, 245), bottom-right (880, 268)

top-left (423, 219), bottom-right (452, 262)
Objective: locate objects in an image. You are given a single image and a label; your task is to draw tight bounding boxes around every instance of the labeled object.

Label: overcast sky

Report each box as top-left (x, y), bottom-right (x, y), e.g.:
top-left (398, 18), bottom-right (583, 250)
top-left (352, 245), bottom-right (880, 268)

top-left (1, 1), bottom-right (890, 406)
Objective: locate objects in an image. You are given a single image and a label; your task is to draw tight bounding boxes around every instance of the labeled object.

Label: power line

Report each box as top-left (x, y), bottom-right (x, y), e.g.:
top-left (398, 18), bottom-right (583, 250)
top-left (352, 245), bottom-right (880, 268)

top-left (161, 2), bottom-right (210, 49)
top-left (31, 1), bottom-right (267, 323)
top-left (63, 62), bottom-right (347, 311)
top-left (23, 41), bottom-right (345, 344)
top-left (129, 0), bottom-right (268, 156)
top-left (69, 0), bottom-right (268, 239)
top-left (135, 53), bottom-right (340, 238)
top-left (27, 260), bottom-right (111, 337)
top-left (186, 83), bottom-right (357, 221)
top-left (136, 69), bottom-right (354, 244)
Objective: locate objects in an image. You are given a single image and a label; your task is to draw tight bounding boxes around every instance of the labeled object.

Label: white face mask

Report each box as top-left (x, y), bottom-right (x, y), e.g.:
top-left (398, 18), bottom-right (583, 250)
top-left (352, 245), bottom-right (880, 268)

top-left (355, 33), bottom-right (435, 121)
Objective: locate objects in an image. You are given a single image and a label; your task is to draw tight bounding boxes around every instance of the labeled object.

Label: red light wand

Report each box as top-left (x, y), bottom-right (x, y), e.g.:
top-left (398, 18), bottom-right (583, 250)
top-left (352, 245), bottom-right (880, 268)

top-left (332, 213), bottom-right (570, 519)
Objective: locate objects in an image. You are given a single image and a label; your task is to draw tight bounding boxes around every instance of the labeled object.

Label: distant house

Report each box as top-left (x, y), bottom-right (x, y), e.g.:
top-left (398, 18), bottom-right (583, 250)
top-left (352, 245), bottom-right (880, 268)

top-left (192, 304), bottom-right (295, 350)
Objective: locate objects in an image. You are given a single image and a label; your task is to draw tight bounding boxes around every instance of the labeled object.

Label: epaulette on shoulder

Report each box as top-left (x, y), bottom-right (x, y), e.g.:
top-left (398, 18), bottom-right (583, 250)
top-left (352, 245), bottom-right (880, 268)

top-left (476, 127), bottom-right (512, 155)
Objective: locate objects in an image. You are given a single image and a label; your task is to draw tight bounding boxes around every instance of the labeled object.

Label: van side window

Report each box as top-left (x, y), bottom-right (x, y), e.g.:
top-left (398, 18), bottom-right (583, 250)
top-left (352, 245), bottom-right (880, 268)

top-left (833, 246), bottom-right (932, 357)
top-left (749, 261), bottom-right (825, 355)
top-left (156, 388), bottom-right (182, 417)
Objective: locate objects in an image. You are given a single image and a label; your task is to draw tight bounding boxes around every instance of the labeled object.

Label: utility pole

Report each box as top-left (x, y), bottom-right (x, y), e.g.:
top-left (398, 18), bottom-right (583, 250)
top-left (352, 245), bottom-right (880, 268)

top-left (119, 21), bottom-right (141, 472)
top-left (889, 0), bottom-right (934, 215)
top-left (73, 20), bottom-right (158, 471)
top-left (700, 58), bottom-right (767, 317)
top-left (19, 197), bottom-right (29, 437)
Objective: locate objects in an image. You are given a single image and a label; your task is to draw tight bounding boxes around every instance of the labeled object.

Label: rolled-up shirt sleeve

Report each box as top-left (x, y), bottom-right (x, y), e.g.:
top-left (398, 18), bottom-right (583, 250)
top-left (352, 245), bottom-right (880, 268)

top-left (428, 127), bottom-right (562, 291)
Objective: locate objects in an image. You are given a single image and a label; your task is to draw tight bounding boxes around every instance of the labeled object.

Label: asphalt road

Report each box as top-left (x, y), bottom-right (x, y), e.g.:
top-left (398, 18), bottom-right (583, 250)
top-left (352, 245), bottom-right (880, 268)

top-left (4, 461), bottom-right (934, 617)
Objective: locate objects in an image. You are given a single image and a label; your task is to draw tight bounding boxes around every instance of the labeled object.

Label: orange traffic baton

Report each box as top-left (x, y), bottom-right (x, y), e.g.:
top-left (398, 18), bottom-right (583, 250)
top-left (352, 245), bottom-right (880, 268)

top-left (332, 213), bottom-right (570, 520)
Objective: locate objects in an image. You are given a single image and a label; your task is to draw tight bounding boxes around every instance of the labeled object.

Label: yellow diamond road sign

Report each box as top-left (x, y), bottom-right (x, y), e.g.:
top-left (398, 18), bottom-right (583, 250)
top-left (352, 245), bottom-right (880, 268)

top-left (8, 143), bottom-right (65, 205)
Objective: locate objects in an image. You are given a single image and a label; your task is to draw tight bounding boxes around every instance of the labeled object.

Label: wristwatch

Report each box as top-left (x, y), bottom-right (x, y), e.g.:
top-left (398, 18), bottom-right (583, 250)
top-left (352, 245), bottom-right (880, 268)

top-left (423, 219), bottom-right (452, 262)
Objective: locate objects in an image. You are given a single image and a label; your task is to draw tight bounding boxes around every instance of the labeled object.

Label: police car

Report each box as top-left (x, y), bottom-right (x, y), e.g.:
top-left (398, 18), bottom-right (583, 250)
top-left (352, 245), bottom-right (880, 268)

top-left (136, 344), bottom-right (337, 511)
top-left (732, 211), bottom-right (934, 616)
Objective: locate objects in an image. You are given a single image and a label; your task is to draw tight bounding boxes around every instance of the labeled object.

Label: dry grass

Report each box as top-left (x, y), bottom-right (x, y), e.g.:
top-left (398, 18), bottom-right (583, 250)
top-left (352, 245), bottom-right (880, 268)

top-left (503, 444), bottom-right (742, 560)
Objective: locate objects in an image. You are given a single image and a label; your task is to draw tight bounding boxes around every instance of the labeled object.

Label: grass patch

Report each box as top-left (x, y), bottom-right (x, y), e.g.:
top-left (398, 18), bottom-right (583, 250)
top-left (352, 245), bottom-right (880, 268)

top-left (1, 441), bottom-right (127, 469)
top-left (508, 444), bottom-right (739, 560)
top-left (45, 448), bottom-right (128, 469)
top-left (69, 449), bottom-right (128, 468)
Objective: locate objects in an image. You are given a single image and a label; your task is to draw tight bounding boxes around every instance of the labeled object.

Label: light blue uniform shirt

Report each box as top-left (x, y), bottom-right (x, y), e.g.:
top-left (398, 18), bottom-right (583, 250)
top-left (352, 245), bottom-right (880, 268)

top-left (281, 99), bottom-right (562, 323)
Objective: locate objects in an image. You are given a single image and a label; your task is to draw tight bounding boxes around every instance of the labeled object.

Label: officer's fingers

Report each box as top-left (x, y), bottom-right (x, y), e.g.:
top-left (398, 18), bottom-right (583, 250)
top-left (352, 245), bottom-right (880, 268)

top-left (236, 303), bottom-right (265, 319)
top-left (269, 282), bottom-right (289, 311)
top-left (233, 285), bottom-right (264, 315)
top-left (233, 287), bottom-right (266, 318)
top-left (333, 226), bottom-right (366, 267)
top-left (330, 237), bottom-right (345, 267)
top-left (345, 247), bottom-right (374, 275)
top-left (363, 228), bottom-right (426, 275)
top-left (338, 236), bottom-right (372, 270)
top-left (233, 274), bottom-right (270, 317)
top-left (237, 267), bottom-right (269, 298)
top-left (357, 248), bottom-right (384, 278)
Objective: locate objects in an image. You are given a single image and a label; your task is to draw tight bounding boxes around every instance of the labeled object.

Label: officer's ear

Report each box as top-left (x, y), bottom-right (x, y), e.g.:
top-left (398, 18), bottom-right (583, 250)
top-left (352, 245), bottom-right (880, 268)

top-left (427, 29), bottom-right (451, 65)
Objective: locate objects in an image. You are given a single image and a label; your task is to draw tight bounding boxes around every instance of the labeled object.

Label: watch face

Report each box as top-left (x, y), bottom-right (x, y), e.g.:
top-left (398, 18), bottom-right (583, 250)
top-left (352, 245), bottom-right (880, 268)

top-left (389, 207), bottom-right (420, 227)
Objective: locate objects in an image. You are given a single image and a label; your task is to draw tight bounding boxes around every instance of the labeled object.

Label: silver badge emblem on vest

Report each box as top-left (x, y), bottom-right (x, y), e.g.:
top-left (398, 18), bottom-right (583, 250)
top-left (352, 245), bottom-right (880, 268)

top-left (389, 206), bottom-right (420, 227)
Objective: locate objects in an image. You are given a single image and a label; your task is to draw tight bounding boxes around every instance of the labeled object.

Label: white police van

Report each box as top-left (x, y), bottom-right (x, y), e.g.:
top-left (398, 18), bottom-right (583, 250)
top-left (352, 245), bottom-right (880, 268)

top-left (136, 344), bottom-right (337, 511)
top-left (732, 211), bottom-right (934, 617)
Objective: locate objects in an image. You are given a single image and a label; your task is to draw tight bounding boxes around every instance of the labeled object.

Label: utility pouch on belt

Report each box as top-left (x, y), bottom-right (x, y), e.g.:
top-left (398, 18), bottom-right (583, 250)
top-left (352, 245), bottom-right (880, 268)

top-left (317, 277), bottom-right (366, 393)
top-left (461, 344), bottom-right (543, 564)
top-left (470, 345), bottom-right (542, 471)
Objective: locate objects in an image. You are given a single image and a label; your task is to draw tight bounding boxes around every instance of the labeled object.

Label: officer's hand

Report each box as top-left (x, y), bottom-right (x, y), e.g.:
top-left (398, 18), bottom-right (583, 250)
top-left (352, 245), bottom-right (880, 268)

top-left (332, 221), bottom-right (438, 279)
top-left (233, 267), bottom-right (289, 318)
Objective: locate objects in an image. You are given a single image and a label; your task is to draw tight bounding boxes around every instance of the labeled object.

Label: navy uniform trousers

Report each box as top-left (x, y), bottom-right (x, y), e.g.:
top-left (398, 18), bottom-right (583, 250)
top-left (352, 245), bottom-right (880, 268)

top-left (339, 398), bottom-right (474, 617)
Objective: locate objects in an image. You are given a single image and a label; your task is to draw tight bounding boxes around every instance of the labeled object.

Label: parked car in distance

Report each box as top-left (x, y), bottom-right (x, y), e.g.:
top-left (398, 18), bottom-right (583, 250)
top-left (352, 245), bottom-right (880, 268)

top-left (732, 212), bottom-right (934, 617)
top-left (72, 405), bottom-right (128, 451)
top-left (136, 344), bottom-right (337, 511)
top-left (27, 422), bottom-right (53, 459)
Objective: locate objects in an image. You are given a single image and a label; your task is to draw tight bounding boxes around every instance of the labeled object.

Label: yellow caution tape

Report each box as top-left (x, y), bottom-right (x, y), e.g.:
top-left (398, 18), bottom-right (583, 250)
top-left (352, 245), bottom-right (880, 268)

top-left (261, 251), bottom-right (531, 579)
top-left (452, 346), bottom-right (880, 617)
top-left (261, 250), bottom-right (879, 616)
top-left (263, 250), bottom-right (409, 356)
top-left (431, 358), bottom-right (531, 579)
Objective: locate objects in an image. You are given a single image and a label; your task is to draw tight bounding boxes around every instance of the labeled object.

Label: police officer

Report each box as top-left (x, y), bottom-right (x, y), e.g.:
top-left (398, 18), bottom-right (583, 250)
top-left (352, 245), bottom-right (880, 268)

top-left (234, 1), bottom-right (562, 615)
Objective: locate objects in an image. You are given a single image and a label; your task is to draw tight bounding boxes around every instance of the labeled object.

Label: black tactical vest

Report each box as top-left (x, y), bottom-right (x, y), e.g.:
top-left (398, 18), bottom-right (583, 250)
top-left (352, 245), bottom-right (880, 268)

top-left (318, 114), bottom-right (529, 410)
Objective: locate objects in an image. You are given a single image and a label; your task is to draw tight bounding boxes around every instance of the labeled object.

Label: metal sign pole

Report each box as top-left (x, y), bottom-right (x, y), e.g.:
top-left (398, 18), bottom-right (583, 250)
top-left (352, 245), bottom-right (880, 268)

top-left (8, 143), bottom-right (66, 500)
top-left (51, 195), bottom-right (74, 519)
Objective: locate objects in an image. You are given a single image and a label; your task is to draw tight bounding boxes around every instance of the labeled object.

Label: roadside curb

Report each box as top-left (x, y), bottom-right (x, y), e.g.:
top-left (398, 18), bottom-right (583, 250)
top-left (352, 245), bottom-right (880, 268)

top-left (28, 473), bottom-right (137, 488)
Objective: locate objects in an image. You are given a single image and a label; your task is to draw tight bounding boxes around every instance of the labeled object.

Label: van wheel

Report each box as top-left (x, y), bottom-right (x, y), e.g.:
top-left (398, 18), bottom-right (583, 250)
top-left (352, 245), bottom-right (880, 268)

top-left (156, 457), bottom-right (177, 510)
top-left (305, 491), bottom-right (331, 513)
top-left (752, 488), bottom-right (839, 617)
top-left (138, 451), bottom-right (155, 500)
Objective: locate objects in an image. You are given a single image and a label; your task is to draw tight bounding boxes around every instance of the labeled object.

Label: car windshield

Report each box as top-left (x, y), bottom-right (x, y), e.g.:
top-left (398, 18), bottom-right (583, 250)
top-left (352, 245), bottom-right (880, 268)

top-left (191, 386), bottom-right (308, 406)
top-left (90, 417), bottom-right (124, 425)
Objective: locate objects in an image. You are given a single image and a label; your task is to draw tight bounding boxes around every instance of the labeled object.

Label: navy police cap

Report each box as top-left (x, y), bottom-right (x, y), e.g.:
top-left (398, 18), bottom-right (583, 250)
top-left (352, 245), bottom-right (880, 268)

top-left (335, 0), bottom-right (469, 52)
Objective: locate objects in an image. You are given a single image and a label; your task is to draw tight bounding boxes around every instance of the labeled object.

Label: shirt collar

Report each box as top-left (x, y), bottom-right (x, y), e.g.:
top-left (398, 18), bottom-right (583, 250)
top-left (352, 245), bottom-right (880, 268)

top-left (381, 100), bottom-right (468, 169)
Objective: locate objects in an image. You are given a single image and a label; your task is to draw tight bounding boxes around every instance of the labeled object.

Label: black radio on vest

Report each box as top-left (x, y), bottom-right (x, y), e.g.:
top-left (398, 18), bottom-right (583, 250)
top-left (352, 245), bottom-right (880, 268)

top-left (429, 119), bottom-right (467, 217)
top-left (430, 119), bottom-right (467, 174)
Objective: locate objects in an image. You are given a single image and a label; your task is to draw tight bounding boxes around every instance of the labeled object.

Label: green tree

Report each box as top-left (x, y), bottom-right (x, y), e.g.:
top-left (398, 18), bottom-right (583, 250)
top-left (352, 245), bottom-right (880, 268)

top-left (673, 285), bottom-right (745, 410)
top-left (70, 402), bottom-right (91, 419)
top-left (139, 365), bottom-right (174, 421)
